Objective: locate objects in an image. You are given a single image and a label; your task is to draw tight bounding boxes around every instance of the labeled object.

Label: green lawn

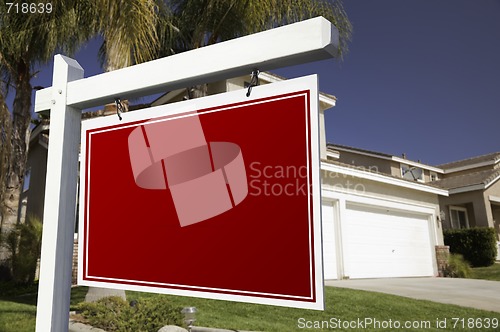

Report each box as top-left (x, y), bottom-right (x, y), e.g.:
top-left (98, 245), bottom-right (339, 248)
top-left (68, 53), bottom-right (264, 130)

top-left (0, 285), bottom-right (87, 332)
top-left (471, 263), bottom-right (500, 281)
top-left (126, 287), bottom-right (500, 332)
top-left (1, 285), bottom-right (500, 331)
top-left (0, 296), bottom-right (37, 332)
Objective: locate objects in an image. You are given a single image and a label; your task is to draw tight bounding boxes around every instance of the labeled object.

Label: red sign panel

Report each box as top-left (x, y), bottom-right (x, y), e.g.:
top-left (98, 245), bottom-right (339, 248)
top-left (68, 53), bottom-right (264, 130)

top-left (78, 75), bottom-right (323, 309)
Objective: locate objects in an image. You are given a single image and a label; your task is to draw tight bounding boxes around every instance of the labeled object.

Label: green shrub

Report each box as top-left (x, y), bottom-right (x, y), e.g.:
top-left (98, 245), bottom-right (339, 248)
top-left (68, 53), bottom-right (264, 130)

top-left (1, 214), bottom-right (43, 283)
top-left (443, 227), bottom-right (497, 267)
top-left (442, 254), bottom-right (472, 278)
top-left (77, 295), bottom-right (184, 332)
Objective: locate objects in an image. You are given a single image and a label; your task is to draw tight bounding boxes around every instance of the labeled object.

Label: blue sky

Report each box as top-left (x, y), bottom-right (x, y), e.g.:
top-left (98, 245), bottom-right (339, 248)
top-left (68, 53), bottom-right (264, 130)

top-left (275, 0), bottom-right (500, 165)
top-left (16, 0), bottom-right (500, 166)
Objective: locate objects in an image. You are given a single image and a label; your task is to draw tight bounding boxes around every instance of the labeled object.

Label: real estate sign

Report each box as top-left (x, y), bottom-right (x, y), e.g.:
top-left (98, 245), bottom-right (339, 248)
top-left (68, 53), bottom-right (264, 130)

top-left (78, 75), bottom-right (324, 310)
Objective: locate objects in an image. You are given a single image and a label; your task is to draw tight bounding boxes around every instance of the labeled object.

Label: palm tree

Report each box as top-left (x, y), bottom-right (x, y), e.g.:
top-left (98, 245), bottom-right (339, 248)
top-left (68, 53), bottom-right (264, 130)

top-left (0, 0), bottom-right (351, 275)
top-left (0, 0), bottom-right (168, 264)
top-left (0, 92), bottom-right (11, 246)
top-left (163, 0), bottom-right (352, 98)
top-left (170, 0), bottom-right (351, 54)
top-left (0, 2), bottom-right (86, 258)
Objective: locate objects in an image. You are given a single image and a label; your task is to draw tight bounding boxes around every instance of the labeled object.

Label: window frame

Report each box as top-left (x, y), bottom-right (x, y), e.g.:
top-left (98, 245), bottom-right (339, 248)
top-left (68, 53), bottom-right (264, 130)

top-left (449, 206), bottom-right (469, 229)
top-left (430, 171), bottom-right (438, 182)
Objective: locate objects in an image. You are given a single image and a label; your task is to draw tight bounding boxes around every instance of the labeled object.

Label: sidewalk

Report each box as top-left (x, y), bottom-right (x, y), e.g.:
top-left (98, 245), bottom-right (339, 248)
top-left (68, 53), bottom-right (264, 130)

top-left (327, 277), bottom-right (500, 313)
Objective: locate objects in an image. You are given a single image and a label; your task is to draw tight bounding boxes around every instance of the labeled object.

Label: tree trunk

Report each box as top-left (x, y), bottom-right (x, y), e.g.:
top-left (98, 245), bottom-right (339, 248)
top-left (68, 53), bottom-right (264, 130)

top-left (0, 93), bottom-right (13, 260)
top-left (0, 62), bottom-right (32, 262)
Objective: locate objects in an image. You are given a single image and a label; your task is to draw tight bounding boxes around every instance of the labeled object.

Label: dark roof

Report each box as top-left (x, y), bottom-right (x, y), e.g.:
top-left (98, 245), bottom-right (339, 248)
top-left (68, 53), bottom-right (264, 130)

top-left (438, 152), bottom-right (500, 169)
top-left (327, 143), bottom-right (394, 159)
top-left (431, 168), bottom-right (500, 190)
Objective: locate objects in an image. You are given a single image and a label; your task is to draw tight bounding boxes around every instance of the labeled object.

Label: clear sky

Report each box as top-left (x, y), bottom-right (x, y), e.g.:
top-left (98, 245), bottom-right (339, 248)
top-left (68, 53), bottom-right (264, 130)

top-left (17, 0), bottom-right (500, 166)
top-left (275, 0), bottom-right (500, 166)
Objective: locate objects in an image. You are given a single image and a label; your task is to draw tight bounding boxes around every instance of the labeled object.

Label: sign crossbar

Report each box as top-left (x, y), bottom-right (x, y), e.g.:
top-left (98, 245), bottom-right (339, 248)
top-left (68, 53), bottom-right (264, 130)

top-left (35, 17), bottom-right (338, 112)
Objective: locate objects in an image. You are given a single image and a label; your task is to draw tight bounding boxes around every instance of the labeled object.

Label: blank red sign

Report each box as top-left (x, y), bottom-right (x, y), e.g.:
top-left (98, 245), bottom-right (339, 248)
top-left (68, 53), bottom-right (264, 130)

top-left (79, 75), bottom-right (324, 310)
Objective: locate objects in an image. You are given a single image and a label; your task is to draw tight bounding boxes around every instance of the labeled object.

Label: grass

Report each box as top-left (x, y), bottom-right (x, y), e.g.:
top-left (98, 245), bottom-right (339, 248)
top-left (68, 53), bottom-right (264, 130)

top-left (0, 297), bottom-right (37, 332)
top-left (1, 284), bottom-right (500, 331)
top-left (0, 285), bottom-right (87, 332)
top-left (127, 287), bottom-right (500, 332)
top-left (471, 262), bottom-right (500, 281)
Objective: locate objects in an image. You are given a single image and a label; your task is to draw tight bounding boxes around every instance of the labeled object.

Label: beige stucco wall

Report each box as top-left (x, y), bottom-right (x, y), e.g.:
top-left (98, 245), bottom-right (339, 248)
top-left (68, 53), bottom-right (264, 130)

top-left (485, 181), bottom-right (500, 238)
top-left (438, 190), bottom-right (494, 229)
top-left (336, 151), bottom-right (395, 176)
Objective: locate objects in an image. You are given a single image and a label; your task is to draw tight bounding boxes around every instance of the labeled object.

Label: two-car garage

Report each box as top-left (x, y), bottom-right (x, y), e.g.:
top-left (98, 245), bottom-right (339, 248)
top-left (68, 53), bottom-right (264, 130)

top-left (321, 197), bottom-right (438, 280)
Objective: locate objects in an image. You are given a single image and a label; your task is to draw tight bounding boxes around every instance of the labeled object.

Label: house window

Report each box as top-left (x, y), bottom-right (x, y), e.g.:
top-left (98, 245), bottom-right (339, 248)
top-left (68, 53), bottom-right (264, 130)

top-left (430, 172), bottom-right (438, 182)
top-left (449, 206), bottom-right (469, 229)
top-left (401, 164), bottom-right (423, 181)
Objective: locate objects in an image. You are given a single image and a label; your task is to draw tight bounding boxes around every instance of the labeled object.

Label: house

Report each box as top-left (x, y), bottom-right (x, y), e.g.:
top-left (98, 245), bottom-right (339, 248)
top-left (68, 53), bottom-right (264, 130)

top-left (18, 119), bottom-right (50, 225)
top-left (432, 153), bottom-right (500, 235)
top-left (329, 144), bottom-right (500, 240)
top-left (322, 144), bottom-right (448, 279)
top-left (21, 72), bottom-right (452, 281)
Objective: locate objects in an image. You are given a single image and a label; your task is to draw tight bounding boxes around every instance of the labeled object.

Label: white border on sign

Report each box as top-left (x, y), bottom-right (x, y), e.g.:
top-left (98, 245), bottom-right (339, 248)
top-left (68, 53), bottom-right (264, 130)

top-left (78, 75), bottom-right (324, 310)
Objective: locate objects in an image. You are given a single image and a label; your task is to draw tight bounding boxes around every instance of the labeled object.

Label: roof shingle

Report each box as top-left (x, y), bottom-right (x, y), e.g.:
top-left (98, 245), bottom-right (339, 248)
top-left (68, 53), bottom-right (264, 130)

top-left (438, 152), bottom-right (500, 169)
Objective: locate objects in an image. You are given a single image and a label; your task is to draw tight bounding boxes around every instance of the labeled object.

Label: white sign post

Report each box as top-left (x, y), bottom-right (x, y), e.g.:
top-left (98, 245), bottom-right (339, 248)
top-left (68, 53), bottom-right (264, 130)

top-left (34, 17), bottom-right (339, 331)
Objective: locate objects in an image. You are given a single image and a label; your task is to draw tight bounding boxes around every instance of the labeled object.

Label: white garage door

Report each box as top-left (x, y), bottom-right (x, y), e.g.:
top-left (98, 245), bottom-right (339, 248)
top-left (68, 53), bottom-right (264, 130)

top-left (321, 200), bottom-right (337, 279)
top-left (344, 203), bottom-right (434, 279)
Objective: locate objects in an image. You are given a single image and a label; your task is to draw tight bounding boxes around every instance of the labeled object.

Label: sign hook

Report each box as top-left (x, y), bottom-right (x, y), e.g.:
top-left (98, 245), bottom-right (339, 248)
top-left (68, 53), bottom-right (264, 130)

top-left (115, 98), bottom-right (125, 121)
top-left (246, 69), bottom-right (260, 97)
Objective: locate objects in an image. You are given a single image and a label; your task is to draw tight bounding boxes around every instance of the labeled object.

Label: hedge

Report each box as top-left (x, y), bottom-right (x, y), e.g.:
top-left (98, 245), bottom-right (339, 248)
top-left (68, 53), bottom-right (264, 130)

top-left (443, 227), bottom-right (497, 267)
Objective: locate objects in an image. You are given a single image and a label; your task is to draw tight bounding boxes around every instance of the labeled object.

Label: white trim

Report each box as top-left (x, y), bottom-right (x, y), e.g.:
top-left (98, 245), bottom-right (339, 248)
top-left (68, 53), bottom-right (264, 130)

top-left (489, 195), bottom-right (500, 204)
top-left (333, 146), bottom-right (393, 162)
top-left (448, 184), bottom-right (485, 194)
top-left (330, 146), bottom-right (444, 174)
top-left (35, 17), bottom-right (339, 112)
top-left (449, 206), bottom-right (469, 229)
top-left (323, 190), bottom-right (438, 216)
top-left (259, 72), bottom-right (336, 109)
top-left (326, 151), bottom-right (340, 159)
top-left (259, 72), bottom-right (284, 84)
top-left (29, 122), bottom-right (50, 143)
top-left (319, 93), bottom-right (336, 109)
top-left (321, 162), bottom-right (448, 196)
top-left (485, 173), bottom-right (500, 189)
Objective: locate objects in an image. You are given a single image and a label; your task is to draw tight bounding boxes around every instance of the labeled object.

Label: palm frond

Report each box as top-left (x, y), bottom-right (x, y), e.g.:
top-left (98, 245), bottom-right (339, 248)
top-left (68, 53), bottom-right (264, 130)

top-left (169, 0), bottom-right (352, 58)
top-left (98, 0), bottom-right (161, 70)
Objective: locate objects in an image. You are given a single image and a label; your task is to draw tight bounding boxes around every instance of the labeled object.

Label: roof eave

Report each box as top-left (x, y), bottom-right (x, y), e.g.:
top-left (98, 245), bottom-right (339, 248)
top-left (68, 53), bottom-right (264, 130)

top-left (321, 161), bottom-right (449, 196)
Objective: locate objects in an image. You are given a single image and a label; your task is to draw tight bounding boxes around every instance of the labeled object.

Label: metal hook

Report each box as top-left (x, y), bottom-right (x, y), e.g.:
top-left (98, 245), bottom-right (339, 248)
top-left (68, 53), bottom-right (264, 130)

top-left (246, 69), bottom-right (260, 97)
top-left (115, 98), bottom-right (124, 121)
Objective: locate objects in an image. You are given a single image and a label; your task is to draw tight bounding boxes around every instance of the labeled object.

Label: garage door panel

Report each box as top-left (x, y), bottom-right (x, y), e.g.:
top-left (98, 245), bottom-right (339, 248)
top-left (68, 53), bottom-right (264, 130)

top-left (344, 204), bottom-right (434, 279)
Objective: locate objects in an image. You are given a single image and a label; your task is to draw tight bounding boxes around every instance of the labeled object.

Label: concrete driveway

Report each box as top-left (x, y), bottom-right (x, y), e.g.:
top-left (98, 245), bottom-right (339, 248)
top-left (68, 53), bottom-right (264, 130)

top-left (326, 278), bottom-right (500, 313)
